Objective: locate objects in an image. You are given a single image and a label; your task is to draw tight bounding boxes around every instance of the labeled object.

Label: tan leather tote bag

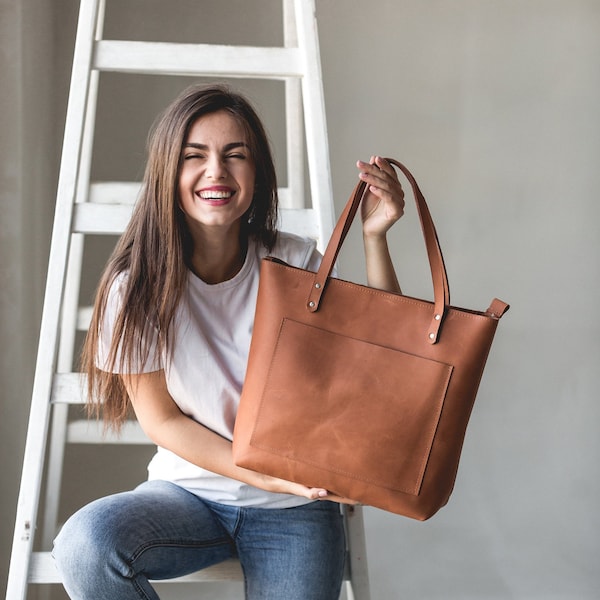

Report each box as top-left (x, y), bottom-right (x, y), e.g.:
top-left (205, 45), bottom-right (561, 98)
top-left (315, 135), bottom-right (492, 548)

top-left (233, 159), bottom-right (509, 519)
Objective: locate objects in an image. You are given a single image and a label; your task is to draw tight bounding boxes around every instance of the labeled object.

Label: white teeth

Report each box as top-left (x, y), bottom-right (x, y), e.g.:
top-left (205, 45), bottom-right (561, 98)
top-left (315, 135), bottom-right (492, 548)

top-left (199, 190), bottom-right (232, 199)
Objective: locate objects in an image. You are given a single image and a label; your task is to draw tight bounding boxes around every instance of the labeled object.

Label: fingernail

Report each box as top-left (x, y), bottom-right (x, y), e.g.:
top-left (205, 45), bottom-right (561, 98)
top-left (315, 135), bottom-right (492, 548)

top-left (318, 490), bottom-right (328, 497)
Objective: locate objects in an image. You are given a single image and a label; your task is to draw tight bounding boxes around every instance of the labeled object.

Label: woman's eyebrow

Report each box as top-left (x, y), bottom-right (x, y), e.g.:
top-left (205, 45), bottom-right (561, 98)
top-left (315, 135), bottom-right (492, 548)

top-left (184, 142), bottom-right (249, 151)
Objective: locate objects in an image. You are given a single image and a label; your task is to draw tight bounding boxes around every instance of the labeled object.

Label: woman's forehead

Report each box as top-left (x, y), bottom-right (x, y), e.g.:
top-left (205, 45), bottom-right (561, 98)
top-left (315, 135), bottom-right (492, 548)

top-left (186, 110), bottom-right (248, 143)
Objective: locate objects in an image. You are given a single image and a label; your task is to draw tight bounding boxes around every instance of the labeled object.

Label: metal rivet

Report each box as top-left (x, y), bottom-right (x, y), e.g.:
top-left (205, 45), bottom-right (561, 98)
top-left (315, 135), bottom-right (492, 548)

top-left (315, 283), bottom-right (321, 289)
top-left (434, 314), bottom-right (441, 321)
top-left (308, 301), bottom-right (315, 308)
top-left (429, 332), bottom-right (435, 340)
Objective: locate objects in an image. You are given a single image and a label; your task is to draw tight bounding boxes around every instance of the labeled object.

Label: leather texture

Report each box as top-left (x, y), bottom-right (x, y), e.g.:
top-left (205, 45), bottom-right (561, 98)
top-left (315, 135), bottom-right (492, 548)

top-left (233, 159), bottom-right (509, 520)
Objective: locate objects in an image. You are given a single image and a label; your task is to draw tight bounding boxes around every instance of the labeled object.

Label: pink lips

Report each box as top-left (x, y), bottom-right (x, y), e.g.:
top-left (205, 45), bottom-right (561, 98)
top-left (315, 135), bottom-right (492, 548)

top-left (196, 186), bottom-right (235, 205)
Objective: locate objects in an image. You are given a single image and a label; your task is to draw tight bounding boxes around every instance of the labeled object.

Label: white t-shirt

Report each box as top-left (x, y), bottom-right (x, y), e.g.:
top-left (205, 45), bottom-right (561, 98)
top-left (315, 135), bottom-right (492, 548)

top-left (99, 232), bottom-right (323, 508)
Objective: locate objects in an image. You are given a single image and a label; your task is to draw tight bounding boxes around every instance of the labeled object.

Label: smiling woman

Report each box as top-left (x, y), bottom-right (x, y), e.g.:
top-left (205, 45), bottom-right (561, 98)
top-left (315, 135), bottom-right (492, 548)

top-left (178, 111), bottom-right (256, 281)
top-left (51, 83), bottom-right (406, 600)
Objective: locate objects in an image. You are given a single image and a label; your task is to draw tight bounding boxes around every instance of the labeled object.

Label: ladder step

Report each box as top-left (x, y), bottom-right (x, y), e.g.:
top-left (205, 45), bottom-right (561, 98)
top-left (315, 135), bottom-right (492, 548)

top-left (73, 202), bottom-right (132, 234)
top-left (89, 181), bottom-right (295, 206)
top-left (77, 306), bottom-right (93, 331)
top-left (88, 181), bottom-right (139, 204)
top-left (29, 550), bottom-right (349, 584)
top-left (94, 41), bottom-right (303, 78)
top-left (29, 552), bottom-right (244, 584)
top-left (67, 419), bottom-right (151, 445)
top-left (74, 197), bottom-right (317, 236)
top-left (51, 373), bottom-right (85, 405)
top-left (28, 553), bottom-right (60, 584)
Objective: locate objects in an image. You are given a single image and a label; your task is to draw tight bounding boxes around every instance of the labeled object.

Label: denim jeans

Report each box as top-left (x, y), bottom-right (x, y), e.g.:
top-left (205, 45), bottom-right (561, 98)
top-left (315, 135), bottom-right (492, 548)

top-left (53, 480), bottom-right (346, 600)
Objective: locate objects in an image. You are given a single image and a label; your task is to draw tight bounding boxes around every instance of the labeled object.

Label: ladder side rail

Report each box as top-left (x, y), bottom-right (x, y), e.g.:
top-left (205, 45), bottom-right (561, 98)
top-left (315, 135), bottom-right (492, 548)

top-left (283, 0), bottom-right (305, 210)
top-left (38, 234), bottom-right (85, 600)
top-left (294, 0), bottom-right (336, 251)
top-left (344, 505), bottom-right (371, 600)
top-left (284, 80), bottom-right (305, 210)
top-left (40, 0), bottom-right (106, 551)
top-left (6, 2), bottom-right (103, 598)
top-left (40, 234), bottom-right (85, 552)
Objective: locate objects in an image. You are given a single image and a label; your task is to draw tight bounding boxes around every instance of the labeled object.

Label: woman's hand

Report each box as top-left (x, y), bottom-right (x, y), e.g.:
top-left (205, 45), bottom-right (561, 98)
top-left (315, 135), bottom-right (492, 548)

top-left (357, 156), bottom-right (405, 238)
top-left (357, 156), bottom-right (404, 293)
top-left (247, 470), bottom-right (358, 505)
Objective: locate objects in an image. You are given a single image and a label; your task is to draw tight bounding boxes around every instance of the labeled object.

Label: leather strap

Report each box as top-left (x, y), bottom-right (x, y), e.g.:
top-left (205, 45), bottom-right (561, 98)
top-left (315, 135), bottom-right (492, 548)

top-left (485, 298), bottom-right (510, 319)
top-left (306, 159), bottom-right (450, 344)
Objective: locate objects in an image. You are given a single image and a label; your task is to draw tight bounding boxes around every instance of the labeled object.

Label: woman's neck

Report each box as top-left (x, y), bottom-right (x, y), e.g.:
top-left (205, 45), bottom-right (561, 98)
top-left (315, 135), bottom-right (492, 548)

top-left (189, 226), bottom-right (248, 284)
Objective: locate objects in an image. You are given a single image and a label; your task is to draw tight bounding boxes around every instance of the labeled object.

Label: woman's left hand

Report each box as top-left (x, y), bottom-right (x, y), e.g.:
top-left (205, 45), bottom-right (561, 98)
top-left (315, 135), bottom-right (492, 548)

top-left (357, 156), bottom-right (405, 238)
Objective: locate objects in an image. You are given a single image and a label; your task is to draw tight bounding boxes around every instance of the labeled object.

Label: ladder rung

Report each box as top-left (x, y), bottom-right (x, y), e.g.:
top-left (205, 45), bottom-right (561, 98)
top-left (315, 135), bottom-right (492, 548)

top-left (51, 373), bottom-right (85, 405)
top-left (28, 552), bottom-right (244, 584)
top-left (279, 207), bottom-right (318, 239)
top-left (67, 419), bottom-right (151, 444)
top-left (157, 559), bottom-right (244, 583)
top-left (29, 550), bottom-right (348, 584)
top-left (73, 200), bottom-right (317, 236)
top-left (89, 181), bottom-right (293, 206)
top-left (77, 306), bottom-right (93, 331)
top-left (94, 41), bottom-right (303, 78)
top-left (73, 202), bottom-right (132, 234)
top-left (89, 181), bottom-right (139, 204)
top-left (28, 552), bottom-right (60, 584)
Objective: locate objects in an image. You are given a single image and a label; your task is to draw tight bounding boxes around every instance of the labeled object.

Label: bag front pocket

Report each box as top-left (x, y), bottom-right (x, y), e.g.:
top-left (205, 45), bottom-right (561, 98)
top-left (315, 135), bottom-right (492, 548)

top-left (250, 318), bottom-right (453, 496)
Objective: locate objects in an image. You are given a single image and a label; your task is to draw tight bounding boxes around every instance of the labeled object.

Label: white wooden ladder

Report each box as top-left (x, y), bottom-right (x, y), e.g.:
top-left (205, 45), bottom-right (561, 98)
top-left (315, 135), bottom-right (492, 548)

top-left (6, 1), bottom-right (371, 599)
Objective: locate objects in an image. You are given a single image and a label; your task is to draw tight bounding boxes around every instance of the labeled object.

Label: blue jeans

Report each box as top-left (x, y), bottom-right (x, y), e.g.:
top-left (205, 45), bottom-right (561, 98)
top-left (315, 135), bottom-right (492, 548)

top-left (53, 480), bottom-right (346, 599)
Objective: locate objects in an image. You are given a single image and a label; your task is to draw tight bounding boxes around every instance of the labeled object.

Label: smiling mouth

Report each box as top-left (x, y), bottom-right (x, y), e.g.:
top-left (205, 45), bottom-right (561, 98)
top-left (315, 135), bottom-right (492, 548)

top-left (198, 189), bottom-right (233, 200)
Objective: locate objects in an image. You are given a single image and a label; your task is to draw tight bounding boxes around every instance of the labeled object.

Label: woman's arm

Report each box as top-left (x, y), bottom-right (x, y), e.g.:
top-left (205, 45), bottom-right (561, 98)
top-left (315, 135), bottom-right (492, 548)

top-left (357, 156), bottom-right (405, 293)
top-left (123, 369), bottom-right (347, 501)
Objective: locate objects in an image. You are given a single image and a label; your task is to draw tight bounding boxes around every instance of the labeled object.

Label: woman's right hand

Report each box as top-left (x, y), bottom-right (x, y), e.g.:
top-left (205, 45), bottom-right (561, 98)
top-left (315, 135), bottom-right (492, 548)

top-left (247, 470), bottom-right (358, 505)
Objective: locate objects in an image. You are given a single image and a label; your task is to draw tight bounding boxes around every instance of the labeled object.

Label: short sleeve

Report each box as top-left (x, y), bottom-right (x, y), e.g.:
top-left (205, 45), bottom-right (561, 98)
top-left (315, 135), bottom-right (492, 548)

top-left (270, 232), bottom-right (337, 277)
top-left (304, 244), bottom-right (338, 278)
top-left (96, 273), bottom-right (163, 374)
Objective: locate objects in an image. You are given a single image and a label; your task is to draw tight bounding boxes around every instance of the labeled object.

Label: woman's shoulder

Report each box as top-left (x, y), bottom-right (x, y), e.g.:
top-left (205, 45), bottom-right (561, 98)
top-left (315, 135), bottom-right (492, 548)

top-left (105, 270), bottom-right (129, 300)
top-left (267, 231), bottom-right (319, 269)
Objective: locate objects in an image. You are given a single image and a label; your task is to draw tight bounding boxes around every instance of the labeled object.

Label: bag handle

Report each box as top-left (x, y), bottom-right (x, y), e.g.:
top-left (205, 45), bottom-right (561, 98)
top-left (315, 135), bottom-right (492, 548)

top-left (306, 159), bottom-right (450, 344)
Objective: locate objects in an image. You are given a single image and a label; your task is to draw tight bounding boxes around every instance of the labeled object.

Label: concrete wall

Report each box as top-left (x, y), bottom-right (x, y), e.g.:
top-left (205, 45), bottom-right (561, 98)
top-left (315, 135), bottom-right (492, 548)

top-left (1, 1), bottom-right (598, 598)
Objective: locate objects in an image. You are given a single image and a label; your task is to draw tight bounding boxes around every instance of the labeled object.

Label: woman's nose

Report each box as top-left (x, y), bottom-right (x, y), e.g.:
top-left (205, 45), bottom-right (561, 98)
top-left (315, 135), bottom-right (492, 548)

top-left (206, 155), bottom-right (226, 179)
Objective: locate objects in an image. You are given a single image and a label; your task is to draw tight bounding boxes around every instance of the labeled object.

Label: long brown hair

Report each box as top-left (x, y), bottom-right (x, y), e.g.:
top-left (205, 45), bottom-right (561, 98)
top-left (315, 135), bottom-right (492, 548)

top-left (82, 84), bottom-right (279, 429)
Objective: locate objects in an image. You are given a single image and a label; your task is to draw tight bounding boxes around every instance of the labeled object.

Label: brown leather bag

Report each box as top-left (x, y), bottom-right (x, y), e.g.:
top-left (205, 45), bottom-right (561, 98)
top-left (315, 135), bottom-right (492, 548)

top-left (233, 159), bottom-right (509, 520)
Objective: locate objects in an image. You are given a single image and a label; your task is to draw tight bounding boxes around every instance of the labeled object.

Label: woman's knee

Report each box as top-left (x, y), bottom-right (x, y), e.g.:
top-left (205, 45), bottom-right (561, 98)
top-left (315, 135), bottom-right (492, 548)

top-left (53, 499), bottom-right (117, 577)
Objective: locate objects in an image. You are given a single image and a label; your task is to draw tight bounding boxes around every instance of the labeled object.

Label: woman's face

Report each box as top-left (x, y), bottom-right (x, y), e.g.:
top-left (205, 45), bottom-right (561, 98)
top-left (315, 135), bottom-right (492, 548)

top-left (178, 110), bottom-right (255, 236)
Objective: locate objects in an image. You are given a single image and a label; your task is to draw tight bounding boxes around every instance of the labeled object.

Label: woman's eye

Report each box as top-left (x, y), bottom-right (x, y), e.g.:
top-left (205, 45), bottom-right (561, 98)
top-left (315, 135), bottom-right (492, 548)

top-left (184, 154), bottom-right (204, 160)
top-left (226, 153), bottom-right (246, 160)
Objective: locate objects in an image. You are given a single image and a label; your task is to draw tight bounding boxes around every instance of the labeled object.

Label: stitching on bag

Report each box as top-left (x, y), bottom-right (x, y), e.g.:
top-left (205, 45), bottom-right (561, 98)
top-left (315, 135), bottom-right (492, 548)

top-left (414, 364), bottom-right (454, 494)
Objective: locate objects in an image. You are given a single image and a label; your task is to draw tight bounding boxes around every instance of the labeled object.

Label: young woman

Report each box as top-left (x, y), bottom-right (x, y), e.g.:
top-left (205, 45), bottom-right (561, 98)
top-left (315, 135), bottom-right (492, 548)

top-left (53, 84), bottom-right (404, 600)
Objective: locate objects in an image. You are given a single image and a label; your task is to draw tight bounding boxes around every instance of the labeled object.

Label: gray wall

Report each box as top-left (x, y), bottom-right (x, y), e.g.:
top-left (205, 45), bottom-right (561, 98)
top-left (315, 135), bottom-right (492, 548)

top-left (1, 1), bottom-right (598, 598)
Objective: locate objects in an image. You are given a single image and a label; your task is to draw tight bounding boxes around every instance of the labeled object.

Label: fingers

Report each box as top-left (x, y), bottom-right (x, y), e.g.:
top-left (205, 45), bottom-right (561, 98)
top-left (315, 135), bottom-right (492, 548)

top-left (304, 486), bottom-right (359, 505)
top-left (309, 488), bottom-right (359, 505)
top-left (318, 494), bottom-right (360, 505)
top-left (357, 156), bottom-right (404, 200)
top-left (357, 156), bottom-right (405, 226)
top-left (357, 155), bottom-right (396, 180)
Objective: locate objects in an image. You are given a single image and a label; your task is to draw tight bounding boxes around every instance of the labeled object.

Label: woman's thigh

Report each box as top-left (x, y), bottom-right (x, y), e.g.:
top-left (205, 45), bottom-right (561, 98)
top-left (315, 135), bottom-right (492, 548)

top-left (216, 500), bottom-right (346, 600)
top-left (53, 480), bottom-right (235, 600)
